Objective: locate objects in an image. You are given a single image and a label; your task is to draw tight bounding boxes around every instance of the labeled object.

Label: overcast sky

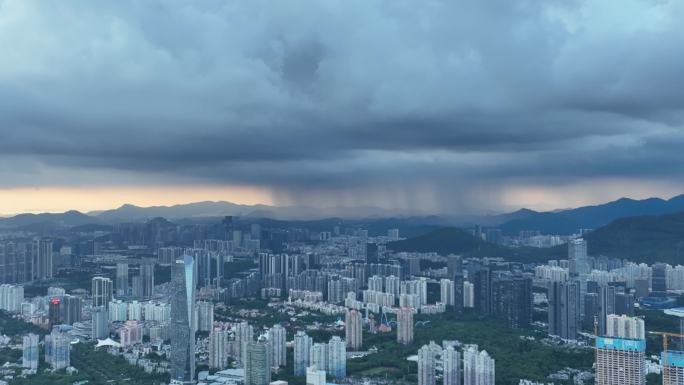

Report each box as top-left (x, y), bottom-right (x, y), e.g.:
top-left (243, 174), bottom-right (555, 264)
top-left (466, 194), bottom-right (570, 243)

top-left (1, 0), bottom-right (684, 215)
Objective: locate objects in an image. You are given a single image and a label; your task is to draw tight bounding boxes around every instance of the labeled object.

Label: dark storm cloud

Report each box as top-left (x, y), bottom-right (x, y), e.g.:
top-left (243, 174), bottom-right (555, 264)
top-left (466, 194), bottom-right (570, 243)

top-left (1, 0), bottom-right (684, 212)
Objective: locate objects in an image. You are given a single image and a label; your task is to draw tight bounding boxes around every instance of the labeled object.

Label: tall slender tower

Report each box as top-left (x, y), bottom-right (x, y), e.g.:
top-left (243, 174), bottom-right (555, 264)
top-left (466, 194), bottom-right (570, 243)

top-left (170, 255), bottom-right (196, 384)
top-left (418, 344), bottom-right (436, 385)
top-left (294, 330), bottom-right (312, 376)
top-left (116, 263), bottom-right (129, 297)
top-left (92, 277), bottom-right (113, 308)
top-left (345, 308), bottom-right (363, 350)
top-left (397, 307), bottom-right (414, 345)
top-left (442, 346), bottom-right (461, 385)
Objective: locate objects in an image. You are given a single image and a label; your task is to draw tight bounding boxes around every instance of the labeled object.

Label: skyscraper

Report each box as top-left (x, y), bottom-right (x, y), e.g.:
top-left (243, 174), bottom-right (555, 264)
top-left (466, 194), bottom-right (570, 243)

top-left (22, 333), bottom-right (39, 370)
top-left (294, 330), bottom-right (313, 376)
top-left (442, 346), bottom-right (461, 385)
top-left (463, 345), bottom-right (495, 385)
top-left (345, 308), bottom-right (363, 350)
top-left (440, 279), bottom-right (455, 306)
top-left (397, 307), bottom-right (414, 345)
top-left (327, 336), bottom-right (346, 379)
top-left (568, 238), bottom-right (589, 277)
top-left (92, 277), bottom-right (113, 308)
top-left (116, 263), bottom-right (129, 297)
top-left (235, 321), bottom-right (254, 367)
top-left (310, 342), bottom-right (328, 372)
top-left (269, 324), bottom-right (286, 368)
top-left (244, 339), bottom-right (272, 385)
top-left (33, 238), bottom-right (53, 280)
top-left (418, 344), bottom-right (436, 385)
top-left (595, 316), bottom-right (645, 385)
top-left (45, 328), bottom-right (70, 370)
top-left (446, 255), bottom-right (463, 278)
top-left (598, 285), bottom-right (617, 336)
top-left (209, 329), bottom-right (229, 370)
top-left (491, 276), bottom-right (532, 329)
top-left (306, 365), bottom-right (327, 385)
top-left (48, 298), bottom-right (61, 329)
top-left (141, 260), bottom-right (155, 298)
top-left (196, 301), bottom-right (214, 332)
top-left (470, 265), bottom-right (491, 315)
top-left (651, 263), bottom-right (668, 297)
top-left (548, 281), bottom-right (580, 340)
top-left (63, 295), bottom-right (82, 325)
top-left (170, 255), bottom-right (196, 384)
top-left (92, 305), bottom-right (108, 340)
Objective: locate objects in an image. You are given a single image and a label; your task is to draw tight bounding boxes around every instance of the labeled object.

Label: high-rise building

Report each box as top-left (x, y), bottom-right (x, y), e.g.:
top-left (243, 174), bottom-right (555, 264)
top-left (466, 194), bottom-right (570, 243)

top-left (470, 265), bottom-right (491, 315)
top-left (294, 331), bottom-right (313, 376)
top-left (452, 273), bottom-right (464, 313)
top-left (22, 333), bottom-right (39, 370)
top-left (442, 346), bottom-right (461, 385)
top-left (598, 285), bottom-right (617, 336)
top-left (48, 298), bottom-right (61, 329)
top-left (327, 336), bottom-right (346, 379)
top-left (0, 284), bottom-right (24, 313)
top-left (651, 263), bottom-right (668, 297)
top-left (131, 275), bottom-right (143, 298)
top-left (92, 305), bottom-right (108, 340)
top-left (269, 324), bottom-right (286, 368)
top-left (446, 255), bottom-right (463, 277)
top-left (45, 329), bottom-right (70, 370)
top-left (491, 276), bottom-right (532, 329)
top-left (568, 238), bottom-right (589, 277)
top-left (33, 238), bottom-right (53, 280)
top-left (306, 366), bottom-right (326, 385)
top-left (345, 308), bottom-right (363, 350)
top-left (60, 295), bottom-right (82, 325)
top-left (548, 281), bottom-right (580, 340)
top-left (245, 339), bottom-right (272, 385)
top-left (116, 263), bottom-right (129, 297)
top-left (595, 315), bottom-right (645, 385)
top-left (397, 307), bottom-right (414, 345)
top-left (463, 281), bottom-right (475, 308)
top-left (92, 277), bottom-right (113, 308)
top-left (464, 345), bottom-right (495, 385)
top-left (310, 343), bottom-right (328, 372)
top-left (235, 321), bottom-right (254, 367)
top-left (0, 242), bottom-right (28, 284)
top-left (170, 255), bottom-right (196, 384)
top-left (209, 329), bottom-right (230, 370)
top-left (140, 261), bottom-right (155, 298)
top-left (463, 345), bottom-right (478, 385)
top-left (440, 279), bottom-right (455, 306)
top-left (196, 301), bottom-right (214, 332)
top-left (418, 344), bottom-right (436, 385)
top-left (120, 320), bottom-right (143, 347)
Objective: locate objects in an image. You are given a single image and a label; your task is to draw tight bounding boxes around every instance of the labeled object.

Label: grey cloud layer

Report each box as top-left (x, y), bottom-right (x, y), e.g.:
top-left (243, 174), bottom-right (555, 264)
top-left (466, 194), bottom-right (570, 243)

top-left (1, 0), bottom-right (684, 211)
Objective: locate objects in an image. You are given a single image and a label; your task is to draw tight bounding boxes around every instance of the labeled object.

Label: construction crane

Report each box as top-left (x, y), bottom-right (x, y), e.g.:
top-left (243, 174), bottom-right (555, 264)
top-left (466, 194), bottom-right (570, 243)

top-left (649, 330), bottom-right (684, 382)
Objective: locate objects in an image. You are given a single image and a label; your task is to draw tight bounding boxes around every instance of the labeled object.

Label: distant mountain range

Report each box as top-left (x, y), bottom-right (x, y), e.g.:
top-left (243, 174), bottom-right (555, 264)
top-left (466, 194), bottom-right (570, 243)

top-left (89, 201), bottom-right (411, 222)
top-left (2, 194), bottom-right (684, 238)
top-left (390, 209), bottom-right (684, 265)
top-left (494, 195), bottom-right (684, 235)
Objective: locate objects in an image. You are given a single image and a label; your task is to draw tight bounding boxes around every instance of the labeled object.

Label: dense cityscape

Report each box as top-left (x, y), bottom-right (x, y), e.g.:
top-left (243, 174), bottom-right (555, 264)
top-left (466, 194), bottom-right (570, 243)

top-left (0, 210), bottom-right (682, 385)
top-left (2, 0), bottom-right (684, 385)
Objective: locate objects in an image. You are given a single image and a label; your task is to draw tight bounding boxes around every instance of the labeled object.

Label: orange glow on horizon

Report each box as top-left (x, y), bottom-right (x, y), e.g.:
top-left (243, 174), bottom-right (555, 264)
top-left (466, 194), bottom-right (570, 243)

top-left (0, 186), bottom-right (275, 216)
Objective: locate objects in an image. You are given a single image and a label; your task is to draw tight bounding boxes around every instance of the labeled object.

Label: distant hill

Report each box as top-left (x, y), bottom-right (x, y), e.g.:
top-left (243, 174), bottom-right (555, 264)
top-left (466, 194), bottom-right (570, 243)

top-left (499, 195), bottom-right (684, 235)
top-left (0, 210), bottom-right (100, 229)
top-left (582, 211), bottom-right (684, 265)
top-left (390, 210), bottom-right (684, 265)
top-left (91, 201), bottom-right (413, 222)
